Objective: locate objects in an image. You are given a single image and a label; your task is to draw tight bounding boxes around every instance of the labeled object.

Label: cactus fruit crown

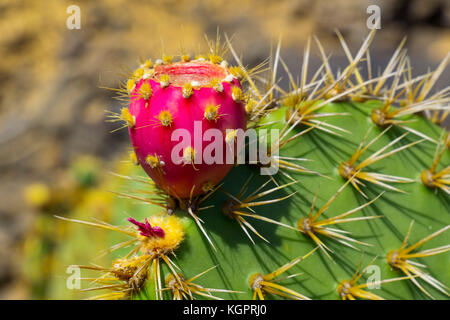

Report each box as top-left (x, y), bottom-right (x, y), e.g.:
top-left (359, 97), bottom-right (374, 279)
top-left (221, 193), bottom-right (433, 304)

top-left (60, 30), bottom-right (450, 300)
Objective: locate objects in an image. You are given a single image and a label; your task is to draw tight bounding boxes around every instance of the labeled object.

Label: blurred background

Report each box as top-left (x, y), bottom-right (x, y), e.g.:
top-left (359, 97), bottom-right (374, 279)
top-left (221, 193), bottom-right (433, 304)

top-left (0, 0), bottom-right (448, 299)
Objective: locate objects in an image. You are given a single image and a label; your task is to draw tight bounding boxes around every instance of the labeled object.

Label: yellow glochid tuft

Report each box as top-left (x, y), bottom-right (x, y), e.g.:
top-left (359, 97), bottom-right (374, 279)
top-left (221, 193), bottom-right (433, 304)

top-left (162, 55), bottom-right (173, 64)
top-left (139, 214), bottom-right (185, 255)
top-left (129, 151), bottom-right (139, 165)
top-left (145, 154), bottom-right (164, 169)
top-left (181, 54), bottom-right (191, 62)
top-left (232, 86), bottom-right (243, 102)
top-left (133, 68), bottom-right (144, 81)
top-left (139, 82), bottom-right (152, 100)
top-left (121, 108), bottom-right (135, 128)
top-left (229, 66), bottom-right (244, 79)
top-left (204, 104), bottom-right (221, 121)
top-left (157, 110), bottom-right (173, 127)
top-left (111, 254), bottom-right (152, 282)
top-left (126, 79), bottom-right (136, 95)
top-left (183, 146), bottom-right (196, 164)
top-left (210, 78), bottom-right (223, 92)
top-left (159, 74), bottom-right (170, 88)
top-left (182, 83), bottom-right (193, 98)
top-left (245, 99), bottom-right (257, 114)
top-left (142, 59), bottom-right (153, 69)
top-left (209, 54), bottom-right (223, 64)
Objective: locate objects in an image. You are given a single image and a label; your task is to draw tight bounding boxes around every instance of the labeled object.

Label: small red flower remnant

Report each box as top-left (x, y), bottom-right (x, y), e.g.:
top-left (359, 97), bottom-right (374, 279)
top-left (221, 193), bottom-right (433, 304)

top-left (127, 217), bottom-right (165, 238)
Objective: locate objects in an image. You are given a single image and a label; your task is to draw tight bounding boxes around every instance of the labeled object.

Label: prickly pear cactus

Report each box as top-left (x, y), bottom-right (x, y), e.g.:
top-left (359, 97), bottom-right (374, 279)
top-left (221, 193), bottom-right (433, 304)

top-left (59, 32), bottom-right (449, 300)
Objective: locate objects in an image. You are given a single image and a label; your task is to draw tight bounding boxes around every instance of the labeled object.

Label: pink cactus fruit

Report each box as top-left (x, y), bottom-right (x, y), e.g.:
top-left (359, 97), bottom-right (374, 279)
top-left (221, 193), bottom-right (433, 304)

top-left (126, 58), bottom-right (247, 199)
